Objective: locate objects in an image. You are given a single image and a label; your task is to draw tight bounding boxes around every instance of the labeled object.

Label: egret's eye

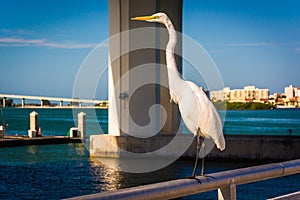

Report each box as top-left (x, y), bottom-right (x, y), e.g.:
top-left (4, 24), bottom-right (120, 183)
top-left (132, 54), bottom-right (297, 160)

top-left (153, 16), bottom-right (159, 19)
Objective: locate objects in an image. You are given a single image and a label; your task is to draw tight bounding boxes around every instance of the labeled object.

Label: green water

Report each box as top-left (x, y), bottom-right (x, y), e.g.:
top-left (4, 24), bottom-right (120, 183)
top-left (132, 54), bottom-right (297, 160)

top-left (0, 108), bottom-right (299, 199)
top-left (2, 108), bottom-right (300, 136)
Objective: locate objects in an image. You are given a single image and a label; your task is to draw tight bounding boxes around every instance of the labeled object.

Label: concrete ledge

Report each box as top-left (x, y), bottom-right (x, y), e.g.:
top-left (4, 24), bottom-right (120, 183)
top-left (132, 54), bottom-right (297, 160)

top-left (90, 134), bottom-right (195, 158)
top-left (209, 135), bottom-right (300, 161)
top-left (0, 136), bottom-right (82, 147)
top-left (90, 134), bottom-right (300, 161)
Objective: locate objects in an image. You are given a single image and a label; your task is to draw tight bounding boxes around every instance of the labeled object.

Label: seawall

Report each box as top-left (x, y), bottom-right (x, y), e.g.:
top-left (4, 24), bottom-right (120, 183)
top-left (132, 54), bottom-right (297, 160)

top-left (208, 135), bottom-right (300, 161)
top-left (90, 134), bottom-right (300, 161)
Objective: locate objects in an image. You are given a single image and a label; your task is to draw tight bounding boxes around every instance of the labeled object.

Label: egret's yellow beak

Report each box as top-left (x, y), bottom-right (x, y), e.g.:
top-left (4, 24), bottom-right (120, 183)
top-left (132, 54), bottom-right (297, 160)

top-left (131, 15), bottom-right (158, 21)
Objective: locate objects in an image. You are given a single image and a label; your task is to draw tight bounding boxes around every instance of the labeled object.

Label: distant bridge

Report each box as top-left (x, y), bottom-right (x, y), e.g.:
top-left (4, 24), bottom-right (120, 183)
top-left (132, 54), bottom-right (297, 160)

top-left (0, 94), bottom-right (107, 108)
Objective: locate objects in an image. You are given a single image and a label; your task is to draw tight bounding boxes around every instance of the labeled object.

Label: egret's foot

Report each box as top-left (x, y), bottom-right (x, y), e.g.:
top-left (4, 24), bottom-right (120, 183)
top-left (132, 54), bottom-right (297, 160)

top-left (197, 174), bottom-right (211, 183)
top-left (186, 176), bottom-right (202, 184)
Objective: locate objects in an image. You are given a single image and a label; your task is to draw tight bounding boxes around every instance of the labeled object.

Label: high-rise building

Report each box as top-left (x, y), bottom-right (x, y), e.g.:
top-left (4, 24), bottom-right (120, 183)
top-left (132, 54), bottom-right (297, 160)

top-left (210, 87), bottom-right (230, 102)
top-left (294, 87), bottom-right (300, 97)
top-left (284, 85), bottom-right (295, 99)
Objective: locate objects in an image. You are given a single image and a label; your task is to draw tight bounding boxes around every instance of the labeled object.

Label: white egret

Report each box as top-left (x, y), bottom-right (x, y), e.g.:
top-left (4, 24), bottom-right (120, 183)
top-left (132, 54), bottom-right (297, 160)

top-left (132, 13), bottom-right (225, 177)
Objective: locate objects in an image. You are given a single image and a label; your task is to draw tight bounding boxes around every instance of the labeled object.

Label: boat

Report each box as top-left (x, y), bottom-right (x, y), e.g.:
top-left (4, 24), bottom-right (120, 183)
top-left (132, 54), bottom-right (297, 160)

top-left (276, 105), bottom-right (296, 109)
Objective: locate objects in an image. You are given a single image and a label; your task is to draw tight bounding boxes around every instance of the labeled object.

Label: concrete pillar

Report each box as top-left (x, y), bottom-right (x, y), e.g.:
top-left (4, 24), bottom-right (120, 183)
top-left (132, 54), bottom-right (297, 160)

top-left (21, 98), bottom-right (25, 108)
top-left (2, 97), bottom-right (6, 108)
top-left (40, 100), bottom-right (43, 107)
top-left (78, 112), bottom-right (86, 138)
top-left (108, 0), bottom-right (182, 136)
top-left (60, 101), bottom-right (63, 107)
top-left (218, 184), bottom-right (237, 200)
top-left (28, 111), bottom-right (38, 138)
top-left (79, 102), bottom-right (82, 107)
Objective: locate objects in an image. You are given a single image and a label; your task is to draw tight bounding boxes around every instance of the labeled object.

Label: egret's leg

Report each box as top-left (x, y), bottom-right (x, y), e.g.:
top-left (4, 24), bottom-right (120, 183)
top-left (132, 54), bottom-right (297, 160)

top-left (191, 133), bottom-right (200, 177)
top-left (200, 136), bottom-right (205, 176)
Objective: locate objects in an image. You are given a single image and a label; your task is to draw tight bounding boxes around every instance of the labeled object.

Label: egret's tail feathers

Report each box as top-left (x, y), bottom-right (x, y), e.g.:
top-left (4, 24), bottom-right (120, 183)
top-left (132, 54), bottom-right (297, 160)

top-left (216, 134), bottom-right (226, 151)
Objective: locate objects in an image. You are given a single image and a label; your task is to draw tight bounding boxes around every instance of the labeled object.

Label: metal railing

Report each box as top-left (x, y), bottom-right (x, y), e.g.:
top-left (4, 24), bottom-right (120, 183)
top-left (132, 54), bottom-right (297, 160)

top-left (68, 159), bottom-right (300, 200)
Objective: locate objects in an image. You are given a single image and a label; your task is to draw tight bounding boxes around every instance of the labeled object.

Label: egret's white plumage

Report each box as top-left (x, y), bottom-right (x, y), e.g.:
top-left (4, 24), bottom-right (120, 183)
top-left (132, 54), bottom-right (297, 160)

top-left (132, 13), bottom-right (225, 176)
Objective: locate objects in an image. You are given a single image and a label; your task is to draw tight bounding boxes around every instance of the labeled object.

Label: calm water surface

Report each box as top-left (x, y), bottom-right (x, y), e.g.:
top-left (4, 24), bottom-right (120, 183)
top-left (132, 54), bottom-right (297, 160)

top-left (0, 108), bottom-right (299, 199)
top-left (223, 109), bottom-right (300, 136)
top-left (3, 108), bottom-right (300, 136)
top-left (1, 144), bottom-right (299, 200)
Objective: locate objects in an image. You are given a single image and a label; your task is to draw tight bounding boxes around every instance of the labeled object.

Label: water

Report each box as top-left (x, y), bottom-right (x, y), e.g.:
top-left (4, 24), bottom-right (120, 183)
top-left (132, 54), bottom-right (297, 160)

top-left (2, 108), bottom-right (108, 136)
top-left (0, 108), bottom-right (300, 199)
top-left (223, 109), bottom-right (300, 136)
top-left (3, 108), bottom-right (300, 136)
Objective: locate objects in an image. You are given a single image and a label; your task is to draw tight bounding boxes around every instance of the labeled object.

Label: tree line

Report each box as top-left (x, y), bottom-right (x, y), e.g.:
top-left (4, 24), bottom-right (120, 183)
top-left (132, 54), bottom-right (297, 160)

top-left (213, 101), bottom-right (275, 110)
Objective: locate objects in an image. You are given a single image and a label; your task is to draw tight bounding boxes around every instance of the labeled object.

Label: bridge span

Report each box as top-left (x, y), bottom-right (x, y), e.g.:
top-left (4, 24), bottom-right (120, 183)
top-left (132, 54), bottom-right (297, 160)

top-left (0, 94), bottom-right (107, 108)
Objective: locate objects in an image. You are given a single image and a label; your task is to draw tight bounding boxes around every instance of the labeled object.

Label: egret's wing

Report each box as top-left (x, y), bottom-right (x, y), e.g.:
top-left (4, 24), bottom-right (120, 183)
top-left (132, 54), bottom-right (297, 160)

top-left (187, 82), bottom-right (225, 151)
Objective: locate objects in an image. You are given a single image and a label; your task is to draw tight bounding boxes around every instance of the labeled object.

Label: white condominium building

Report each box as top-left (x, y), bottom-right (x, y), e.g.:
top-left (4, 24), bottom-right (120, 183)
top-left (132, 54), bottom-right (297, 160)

top-left (295, 88), bottom-right (300, 97)
top-left (210, 87), bottom-right (230, 102)
top-left (284, 85), bottom-right (300, 99)
top-left (210, 86), bottom-right (269, 103)
top-left (285, 85), bottom-right (295, 99)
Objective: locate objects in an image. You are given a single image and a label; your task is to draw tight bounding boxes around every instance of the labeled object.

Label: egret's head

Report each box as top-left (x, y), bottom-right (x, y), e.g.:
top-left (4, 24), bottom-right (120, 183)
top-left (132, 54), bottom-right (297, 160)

top-left (131, 13), bottom-right (168, 24)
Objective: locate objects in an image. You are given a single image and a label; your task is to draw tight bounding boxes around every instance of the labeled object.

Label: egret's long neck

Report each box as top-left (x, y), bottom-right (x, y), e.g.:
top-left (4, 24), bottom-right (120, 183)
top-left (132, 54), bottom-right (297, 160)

top-left (163, 19), bottom-right (184, 103)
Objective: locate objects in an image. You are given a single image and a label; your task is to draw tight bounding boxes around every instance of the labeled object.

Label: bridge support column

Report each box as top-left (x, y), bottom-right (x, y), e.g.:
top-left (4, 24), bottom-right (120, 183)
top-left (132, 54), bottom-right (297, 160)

top-left (108, 0), bottom-right (182, 136)
top-left (40, 100), bottom-right (43, 107)
top-left (21, 98), bottom-right (25, 108)
top-left (60, 101), bottom-right (63, 107)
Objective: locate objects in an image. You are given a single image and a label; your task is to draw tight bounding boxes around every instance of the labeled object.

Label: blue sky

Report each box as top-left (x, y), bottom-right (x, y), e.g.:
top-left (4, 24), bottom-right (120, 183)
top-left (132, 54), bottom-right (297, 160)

top-left (0, 0), bottom-right (299, 99)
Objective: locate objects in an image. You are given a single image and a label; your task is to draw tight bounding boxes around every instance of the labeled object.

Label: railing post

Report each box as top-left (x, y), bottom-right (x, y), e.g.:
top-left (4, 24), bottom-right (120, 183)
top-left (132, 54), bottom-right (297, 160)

top-left (218, 184), bottom-right (237, 200)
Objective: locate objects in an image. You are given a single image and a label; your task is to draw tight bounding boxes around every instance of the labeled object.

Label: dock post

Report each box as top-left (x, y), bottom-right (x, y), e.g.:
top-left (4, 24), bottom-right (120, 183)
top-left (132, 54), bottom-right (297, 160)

top-left (28, 111), bottom-right (38, 138)
top-left (2, 97), bottom-right (6, 108)
top-left (78, 112), bottom-right (86, 138)
top-left (218, 184), bottom-right (237, 200)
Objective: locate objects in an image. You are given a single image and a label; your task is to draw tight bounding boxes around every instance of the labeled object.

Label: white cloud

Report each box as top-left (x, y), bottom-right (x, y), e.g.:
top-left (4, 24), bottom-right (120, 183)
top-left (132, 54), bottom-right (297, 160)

top-left (225, 42), bottom-right (272, 47)
top-left (0, 37), bottom-right (45, 44)
top-left (0, 37), bottom-right (100, 49)
top-left (224, 42), bottom-right (300, 48)
top-left (0, 28), bottom-right (35, 35)
top-left (41, 41), bottom-right (97, 49)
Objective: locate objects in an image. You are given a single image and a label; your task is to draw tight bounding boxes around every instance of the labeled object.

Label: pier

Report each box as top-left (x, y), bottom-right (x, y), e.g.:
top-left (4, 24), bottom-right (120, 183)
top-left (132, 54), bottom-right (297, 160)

top-left (0, 110), bottom-right (85, 147)
top-left (0, 93), bottom-right (107, 108)
top-left (0, 136), bottom-right (81, 147)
